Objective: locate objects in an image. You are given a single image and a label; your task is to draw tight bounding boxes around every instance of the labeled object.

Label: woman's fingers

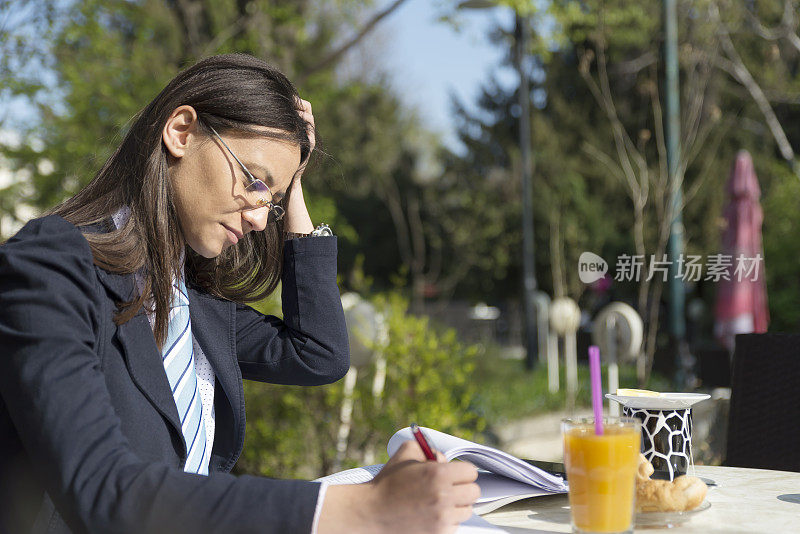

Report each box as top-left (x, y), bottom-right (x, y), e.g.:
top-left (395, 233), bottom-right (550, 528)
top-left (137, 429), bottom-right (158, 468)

top-left (298, 110), bottom-right (314, 126)
top-left (296, 98), bottom-right (314, 126)
top-left (450, 480), bottom-right (482, 507)
top-left (390, 439), bottom-right (430, 463)
top-left (297, 98), bottom-right (312, 113)
top-left (448, 460), bottom-right (479, 483)
top-left (296, 98), bottom-right (315, 154)
top-left (451, 505), bottom-right (477, 525)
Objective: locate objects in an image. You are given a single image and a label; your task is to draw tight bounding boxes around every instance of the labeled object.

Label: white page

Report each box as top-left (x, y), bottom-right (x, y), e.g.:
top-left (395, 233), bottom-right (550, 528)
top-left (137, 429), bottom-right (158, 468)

top-left (315, 465), bottom-right (555, 503)
top-left (476, 471), bottom-right (553, 502)
top-left (388, 427), bottom-right (566, 491)
top-left (452, 451), bottom-right (541, 486)
top-left (458, 514), bottom-right (508, 533)
top-left (388, 426), bottom-right (486, 457)
top-left (473, 471), bottom-right (556, 515)
top-left (314, 464), bottom-right (384, 484)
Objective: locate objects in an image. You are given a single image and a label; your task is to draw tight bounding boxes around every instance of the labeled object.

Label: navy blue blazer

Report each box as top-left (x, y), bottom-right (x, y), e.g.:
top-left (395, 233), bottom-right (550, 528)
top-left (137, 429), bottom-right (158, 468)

top-left (0, 215), bottom-right (349, 534)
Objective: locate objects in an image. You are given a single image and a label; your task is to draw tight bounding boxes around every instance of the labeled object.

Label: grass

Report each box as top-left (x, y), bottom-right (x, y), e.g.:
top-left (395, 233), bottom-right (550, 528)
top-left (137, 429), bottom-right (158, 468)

top-left (470, 345), bottom-right (673, 424)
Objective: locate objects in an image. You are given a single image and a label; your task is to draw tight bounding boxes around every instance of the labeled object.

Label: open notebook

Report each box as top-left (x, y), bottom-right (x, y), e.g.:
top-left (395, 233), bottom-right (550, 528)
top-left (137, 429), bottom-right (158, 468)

top-left (316, 426), bottom-right (567, 515)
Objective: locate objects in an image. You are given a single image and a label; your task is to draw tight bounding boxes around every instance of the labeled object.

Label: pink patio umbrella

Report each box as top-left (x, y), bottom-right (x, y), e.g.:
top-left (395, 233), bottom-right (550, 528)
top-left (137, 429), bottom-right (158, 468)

top-left (714, 150), bottom-right (769, 353)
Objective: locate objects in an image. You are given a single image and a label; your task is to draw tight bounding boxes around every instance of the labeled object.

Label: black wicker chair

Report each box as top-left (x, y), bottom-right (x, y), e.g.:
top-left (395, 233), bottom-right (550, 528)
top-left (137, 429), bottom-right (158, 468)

top-left (725, 333), bottom-right (800, 472)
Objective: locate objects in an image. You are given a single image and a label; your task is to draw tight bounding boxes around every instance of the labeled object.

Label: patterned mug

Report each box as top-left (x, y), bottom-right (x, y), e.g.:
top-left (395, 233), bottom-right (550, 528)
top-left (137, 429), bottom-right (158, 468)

top-left (621, 406), bottom-right (692, 480)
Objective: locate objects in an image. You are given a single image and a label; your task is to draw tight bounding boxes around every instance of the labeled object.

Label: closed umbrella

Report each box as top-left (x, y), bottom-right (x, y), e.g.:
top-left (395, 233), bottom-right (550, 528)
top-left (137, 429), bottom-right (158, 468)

top-left (714, 150), bottom-right (769, 353)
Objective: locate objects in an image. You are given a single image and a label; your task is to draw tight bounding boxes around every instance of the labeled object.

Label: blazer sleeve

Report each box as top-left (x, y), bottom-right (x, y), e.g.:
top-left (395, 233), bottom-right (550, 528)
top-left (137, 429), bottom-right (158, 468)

top-left (0, 216), bottom-right (321, 534)
top-left (235, 236), bottom-right (350, 385)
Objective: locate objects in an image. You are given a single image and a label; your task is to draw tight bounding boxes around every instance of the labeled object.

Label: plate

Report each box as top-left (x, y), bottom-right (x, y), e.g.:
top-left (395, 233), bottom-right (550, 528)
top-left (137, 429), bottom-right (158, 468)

top-left (635, 500), bottom-right (711, 528)
top-left (605, 392), bottom-right (711, 410)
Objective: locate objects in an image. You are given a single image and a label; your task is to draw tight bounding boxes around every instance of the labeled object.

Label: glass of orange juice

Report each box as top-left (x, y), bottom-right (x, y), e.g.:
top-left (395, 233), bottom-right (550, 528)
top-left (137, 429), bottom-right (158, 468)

top-left (562, 417), bottom-right (641, 534)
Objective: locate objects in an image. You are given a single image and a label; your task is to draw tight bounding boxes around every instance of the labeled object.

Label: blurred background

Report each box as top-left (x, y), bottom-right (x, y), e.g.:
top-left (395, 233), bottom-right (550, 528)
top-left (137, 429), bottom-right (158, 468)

top-left (2, 0), bottom-right (798, 478)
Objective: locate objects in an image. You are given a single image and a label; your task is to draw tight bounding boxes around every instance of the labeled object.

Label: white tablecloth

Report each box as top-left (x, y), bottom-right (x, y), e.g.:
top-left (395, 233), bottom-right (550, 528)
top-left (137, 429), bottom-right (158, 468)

top-left (482, 465), bottom-right (800, 533)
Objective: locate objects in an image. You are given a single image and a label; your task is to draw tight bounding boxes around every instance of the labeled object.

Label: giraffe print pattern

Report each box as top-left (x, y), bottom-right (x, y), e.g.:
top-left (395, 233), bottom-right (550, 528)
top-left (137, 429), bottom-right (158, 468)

top-left (622, 406), bottom-right (692, 481)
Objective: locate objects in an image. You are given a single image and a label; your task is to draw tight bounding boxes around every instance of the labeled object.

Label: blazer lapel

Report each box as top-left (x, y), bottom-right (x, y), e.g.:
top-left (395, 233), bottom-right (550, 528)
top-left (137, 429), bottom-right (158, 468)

top-left (186, 287), bottom-right (243, 454)
top-left (95, 267), bottom-right (184, 445)
top-left (90, 229), bottom-right (243, 465)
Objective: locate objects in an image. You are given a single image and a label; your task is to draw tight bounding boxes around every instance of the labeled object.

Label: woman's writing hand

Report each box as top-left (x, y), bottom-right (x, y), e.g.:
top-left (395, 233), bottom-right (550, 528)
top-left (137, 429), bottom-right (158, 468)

top-left (318, 440), bottom-right (480, 534)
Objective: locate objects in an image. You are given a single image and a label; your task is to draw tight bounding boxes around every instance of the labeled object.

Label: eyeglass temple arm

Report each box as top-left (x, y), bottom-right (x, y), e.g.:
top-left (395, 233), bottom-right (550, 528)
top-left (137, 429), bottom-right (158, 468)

top-left (207, 124), bottom-right (258, 183)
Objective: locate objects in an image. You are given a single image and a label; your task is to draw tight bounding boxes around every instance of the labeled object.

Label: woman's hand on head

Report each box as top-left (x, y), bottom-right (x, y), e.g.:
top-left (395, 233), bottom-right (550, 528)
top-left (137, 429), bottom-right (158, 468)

top-left (279, 98), bottom-right (316, 233)
top-left (317, 440), bottom-right (480, 534)
top-left (297, 98), bottom-right (315, 163)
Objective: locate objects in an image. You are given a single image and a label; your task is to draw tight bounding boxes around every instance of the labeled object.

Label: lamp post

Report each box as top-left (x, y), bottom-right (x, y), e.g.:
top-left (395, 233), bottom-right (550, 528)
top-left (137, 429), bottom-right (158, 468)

top-left (663, 0), bottom-right (692, 387)
top-left (458, 1), bottom-right (538, 369)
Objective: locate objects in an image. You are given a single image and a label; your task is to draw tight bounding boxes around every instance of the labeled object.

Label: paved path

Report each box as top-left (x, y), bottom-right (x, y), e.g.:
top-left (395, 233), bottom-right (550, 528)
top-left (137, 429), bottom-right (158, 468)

top-left (494, 388), bottom-right (729, 464)
top-left (493, 409), bottom-right (593, 462)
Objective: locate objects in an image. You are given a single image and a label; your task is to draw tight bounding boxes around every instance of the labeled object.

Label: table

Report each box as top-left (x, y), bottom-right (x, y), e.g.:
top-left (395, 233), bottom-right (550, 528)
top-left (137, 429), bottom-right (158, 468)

top-left (482, 465), bottom-right (800, 533)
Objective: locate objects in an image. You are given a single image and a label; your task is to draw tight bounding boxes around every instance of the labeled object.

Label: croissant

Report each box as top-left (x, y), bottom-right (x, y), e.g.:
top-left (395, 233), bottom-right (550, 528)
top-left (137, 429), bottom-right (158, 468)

top-left (635, 454), bottom-right (707, 513)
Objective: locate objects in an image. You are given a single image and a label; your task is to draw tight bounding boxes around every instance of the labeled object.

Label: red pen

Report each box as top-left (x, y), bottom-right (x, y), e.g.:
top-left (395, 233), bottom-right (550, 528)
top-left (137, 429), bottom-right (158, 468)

top-left (410, 423), bottom-right (437, 461)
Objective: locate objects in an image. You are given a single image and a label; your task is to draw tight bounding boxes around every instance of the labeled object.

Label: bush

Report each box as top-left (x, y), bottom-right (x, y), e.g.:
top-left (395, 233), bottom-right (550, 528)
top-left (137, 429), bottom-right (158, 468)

top-left (342, 292), bottom-right (484, 467)
top-left (762, 161), bottom-right (800, 332)
top-left (234, 289), bottom-right (485, 479)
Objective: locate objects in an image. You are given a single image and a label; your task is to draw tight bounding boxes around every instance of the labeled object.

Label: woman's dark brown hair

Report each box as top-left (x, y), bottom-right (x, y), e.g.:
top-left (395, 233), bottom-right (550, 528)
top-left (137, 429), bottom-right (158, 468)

top-left (46, 53), bottom-right (312, 350)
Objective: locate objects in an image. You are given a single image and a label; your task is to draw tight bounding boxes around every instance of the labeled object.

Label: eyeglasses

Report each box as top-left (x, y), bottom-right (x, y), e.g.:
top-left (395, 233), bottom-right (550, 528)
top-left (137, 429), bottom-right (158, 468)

top-left (207, 124), bottom-right (285, 222)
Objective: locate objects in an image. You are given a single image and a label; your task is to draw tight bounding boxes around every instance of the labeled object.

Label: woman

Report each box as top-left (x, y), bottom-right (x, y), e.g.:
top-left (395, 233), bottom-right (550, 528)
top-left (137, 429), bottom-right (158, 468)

top-left (0, 54), bottom-right (479, 534)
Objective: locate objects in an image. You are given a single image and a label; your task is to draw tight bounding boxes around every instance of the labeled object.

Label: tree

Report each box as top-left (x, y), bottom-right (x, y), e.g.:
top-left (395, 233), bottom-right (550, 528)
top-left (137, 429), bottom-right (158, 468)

top-left (439, 0), bottom-right (800, 382)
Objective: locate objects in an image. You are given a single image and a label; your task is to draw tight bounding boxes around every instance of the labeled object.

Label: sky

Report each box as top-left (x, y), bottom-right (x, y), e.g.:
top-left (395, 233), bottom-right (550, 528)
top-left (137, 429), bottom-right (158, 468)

top-left (368, 0), bottom-right (518, 151)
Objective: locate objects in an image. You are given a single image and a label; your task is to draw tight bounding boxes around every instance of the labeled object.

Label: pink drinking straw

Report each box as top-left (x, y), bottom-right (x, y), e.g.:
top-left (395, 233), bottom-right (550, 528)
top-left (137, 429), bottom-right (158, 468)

top-left (589, 345), bottom-right (604, 435)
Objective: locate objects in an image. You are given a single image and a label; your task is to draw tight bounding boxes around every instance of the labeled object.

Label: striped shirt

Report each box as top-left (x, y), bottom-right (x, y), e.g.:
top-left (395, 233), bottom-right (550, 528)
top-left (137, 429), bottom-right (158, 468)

top-left (112, 208), bottom-right (215, 464)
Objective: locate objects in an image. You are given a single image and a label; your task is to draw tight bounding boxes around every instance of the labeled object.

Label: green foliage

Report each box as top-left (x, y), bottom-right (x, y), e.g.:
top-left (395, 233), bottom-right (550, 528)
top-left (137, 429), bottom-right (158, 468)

top-left (470, 349), bottom-right (673, 423)
top-left (438, 32), bottom-right (625, 301)
top-left (548, 1), bottom-right (659, 50)
top-left (761, 161), bottom-right (800, 332)
top-left (2, 0), bottom-right (182, 209)
top-left (237, 378), bottom-right (343, 480)
top-left (351, 292), bottom-right (484, 447)
top-left (304, 193), bottom-right (358, 245)
top-left (235, 291), bottom-right (484, 479)
top-left (304, 82), bottom-right (433, 287)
